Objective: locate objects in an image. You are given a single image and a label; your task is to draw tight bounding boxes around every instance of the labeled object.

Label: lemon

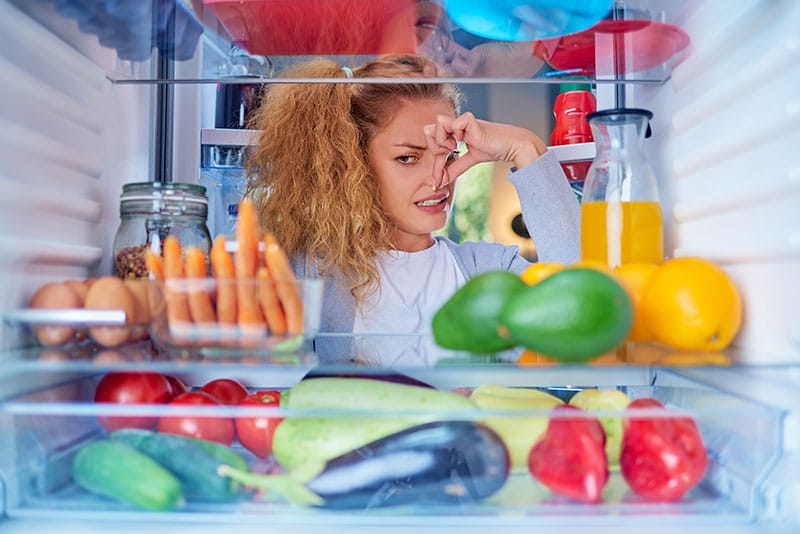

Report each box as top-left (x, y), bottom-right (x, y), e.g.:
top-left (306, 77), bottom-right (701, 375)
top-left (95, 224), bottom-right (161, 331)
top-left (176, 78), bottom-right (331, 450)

top-left (641, 257), bottom-right (742, 351)
top-left (520, 261), bottom-right (565, 285)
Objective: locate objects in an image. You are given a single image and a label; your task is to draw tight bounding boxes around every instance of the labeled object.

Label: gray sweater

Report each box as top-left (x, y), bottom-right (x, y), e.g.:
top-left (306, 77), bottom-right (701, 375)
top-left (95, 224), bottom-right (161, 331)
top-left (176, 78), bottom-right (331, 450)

top-left (292, 149), bottom-right (581, 335)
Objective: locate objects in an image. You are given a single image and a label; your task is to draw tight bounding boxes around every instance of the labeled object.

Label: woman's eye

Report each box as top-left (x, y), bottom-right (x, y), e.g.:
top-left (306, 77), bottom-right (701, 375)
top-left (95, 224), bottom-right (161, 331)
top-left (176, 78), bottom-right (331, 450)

top-left (396, 154), bottom-right (418, 165)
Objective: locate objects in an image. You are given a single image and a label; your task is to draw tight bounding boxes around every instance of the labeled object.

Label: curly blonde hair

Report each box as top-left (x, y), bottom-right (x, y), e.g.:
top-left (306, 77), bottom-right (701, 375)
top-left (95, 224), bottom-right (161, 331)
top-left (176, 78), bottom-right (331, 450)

top-left (246, 54), bottom-right (462, 301)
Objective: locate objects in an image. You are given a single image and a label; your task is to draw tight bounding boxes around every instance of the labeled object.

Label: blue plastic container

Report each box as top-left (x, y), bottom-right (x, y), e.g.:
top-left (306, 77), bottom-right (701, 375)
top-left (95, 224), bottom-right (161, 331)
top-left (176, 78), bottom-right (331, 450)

top-left (444, 0), bottom-right (612, 41)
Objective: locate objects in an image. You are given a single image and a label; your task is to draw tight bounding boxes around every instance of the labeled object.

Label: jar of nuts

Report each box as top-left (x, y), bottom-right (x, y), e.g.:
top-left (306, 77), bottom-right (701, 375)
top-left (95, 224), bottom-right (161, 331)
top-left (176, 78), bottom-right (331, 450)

top-left (113, 182), bottom-right (211, 279)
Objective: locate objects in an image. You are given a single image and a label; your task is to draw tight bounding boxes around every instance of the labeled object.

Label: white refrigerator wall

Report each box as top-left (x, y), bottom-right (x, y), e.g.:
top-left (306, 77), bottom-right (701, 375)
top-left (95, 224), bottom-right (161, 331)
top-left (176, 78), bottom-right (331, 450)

top-left (0, 1), bottom-right (149, 353)
top-left (647, 0), bottom-right (800, 363)
top-left (0, 1), bottom-right (205, 353)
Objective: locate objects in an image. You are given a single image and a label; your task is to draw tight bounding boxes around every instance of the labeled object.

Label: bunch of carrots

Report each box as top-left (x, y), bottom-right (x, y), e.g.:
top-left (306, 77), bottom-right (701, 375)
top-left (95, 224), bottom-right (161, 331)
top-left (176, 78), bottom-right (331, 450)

top-left (144, 198), bottom-right (304, 343)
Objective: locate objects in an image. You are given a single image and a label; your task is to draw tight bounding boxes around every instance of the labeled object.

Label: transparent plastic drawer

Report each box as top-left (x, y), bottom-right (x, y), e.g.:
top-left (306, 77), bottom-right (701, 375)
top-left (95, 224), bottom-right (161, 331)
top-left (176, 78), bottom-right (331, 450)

top-left (0, 361), bottom-right (791, 527)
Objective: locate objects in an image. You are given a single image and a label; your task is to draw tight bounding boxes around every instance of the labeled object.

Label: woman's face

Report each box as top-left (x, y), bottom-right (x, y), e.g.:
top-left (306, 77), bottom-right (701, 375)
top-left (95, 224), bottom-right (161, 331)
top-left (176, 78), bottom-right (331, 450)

top-left (367, 99), bottom-right (457, 252)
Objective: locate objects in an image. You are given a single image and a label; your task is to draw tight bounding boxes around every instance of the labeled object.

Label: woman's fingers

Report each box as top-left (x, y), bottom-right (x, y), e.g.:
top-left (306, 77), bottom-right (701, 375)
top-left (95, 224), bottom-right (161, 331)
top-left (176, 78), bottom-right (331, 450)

top-left (442, 151), bottom-right (478, 184)
top-left (424, 122), bottom-right (454, 188)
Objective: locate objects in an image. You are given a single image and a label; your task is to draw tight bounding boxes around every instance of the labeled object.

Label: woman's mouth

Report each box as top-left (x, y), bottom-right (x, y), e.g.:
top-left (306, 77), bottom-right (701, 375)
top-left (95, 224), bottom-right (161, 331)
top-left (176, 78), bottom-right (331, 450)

top-left (415, 191), bottom-right (450, 209)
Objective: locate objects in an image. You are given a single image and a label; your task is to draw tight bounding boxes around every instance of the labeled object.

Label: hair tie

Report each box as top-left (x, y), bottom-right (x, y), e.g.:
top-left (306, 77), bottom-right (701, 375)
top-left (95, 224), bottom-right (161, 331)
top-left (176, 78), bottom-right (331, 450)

top-left (341, 66), bottom-right (353, 78)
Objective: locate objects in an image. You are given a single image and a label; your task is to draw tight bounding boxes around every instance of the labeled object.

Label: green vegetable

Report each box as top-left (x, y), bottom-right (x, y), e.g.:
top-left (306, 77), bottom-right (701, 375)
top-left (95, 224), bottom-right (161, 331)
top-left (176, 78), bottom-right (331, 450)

top-left (273, 377), bottom-right (476, 478)
top-left (470, 384), bottom-right (563, 471)
top-left (432, 271), bottom-right (525, 353)
top-left (111, 429), bottom-right (249, 502)
top-left (499, 268), bottom-right (633, 361)
top-left (72, 439), bottom-right (184, 511)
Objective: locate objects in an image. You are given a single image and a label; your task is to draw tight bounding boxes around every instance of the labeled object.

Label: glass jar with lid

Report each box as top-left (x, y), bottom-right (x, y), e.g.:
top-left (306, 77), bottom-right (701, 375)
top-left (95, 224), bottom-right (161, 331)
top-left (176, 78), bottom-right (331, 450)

top-left (113, 182), bottom-right (211, 279)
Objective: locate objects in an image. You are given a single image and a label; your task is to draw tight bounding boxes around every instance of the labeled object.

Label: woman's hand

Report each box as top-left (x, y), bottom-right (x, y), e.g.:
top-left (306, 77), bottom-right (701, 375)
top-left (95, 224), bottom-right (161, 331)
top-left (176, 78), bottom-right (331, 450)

top-left (448, 41), bottom-right (545, 79)
top-left (424, 112), bottom-right (548, 188)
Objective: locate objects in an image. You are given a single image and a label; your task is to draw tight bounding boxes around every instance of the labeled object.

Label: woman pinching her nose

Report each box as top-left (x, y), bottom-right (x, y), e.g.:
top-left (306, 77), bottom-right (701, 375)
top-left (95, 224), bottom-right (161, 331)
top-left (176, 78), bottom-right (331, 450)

top-left (424, 111), bottom-right (549, 190)
top-left (245, 54), bottom-right (580, 351)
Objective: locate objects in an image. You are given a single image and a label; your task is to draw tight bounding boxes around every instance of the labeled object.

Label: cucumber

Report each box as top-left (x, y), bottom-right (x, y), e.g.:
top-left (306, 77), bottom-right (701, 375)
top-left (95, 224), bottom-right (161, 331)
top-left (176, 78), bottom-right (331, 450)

top-left (72, 439), bottom-right (184, 511)
top-left (111, 429), bottom-right (249, 502)
top-left (273, 378), bottom-right (477, 477)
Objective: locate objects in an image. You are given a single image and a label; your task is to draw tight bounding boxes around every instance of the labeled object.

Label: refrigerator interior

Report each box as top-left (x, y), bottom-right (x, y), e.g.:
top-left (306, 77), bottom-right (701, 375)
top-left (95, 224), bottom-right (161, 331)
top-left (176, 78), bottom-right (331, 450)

top-left (0, 0), bottom-right (798, 531)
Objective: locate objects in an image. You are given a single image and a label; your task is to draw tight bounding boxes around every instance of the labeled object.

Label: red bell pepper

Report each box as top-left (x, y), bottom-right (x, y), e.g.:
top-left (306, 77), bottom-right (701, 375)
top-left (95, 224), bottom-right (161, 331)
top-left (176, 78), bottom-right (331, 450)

top-left (527, 404), bottom-right (608, 503)
top-left (621, 397), bottom-right (709, 501)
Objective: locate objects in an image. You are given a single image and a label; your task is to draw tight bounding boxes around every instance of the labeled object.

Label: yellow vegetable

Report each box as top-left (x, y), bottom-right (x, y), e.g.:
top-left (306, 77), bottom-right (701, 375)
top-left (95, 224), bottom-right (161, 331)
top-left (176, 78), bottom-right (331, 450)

top-left (470, 384), bottom-right (563, 471)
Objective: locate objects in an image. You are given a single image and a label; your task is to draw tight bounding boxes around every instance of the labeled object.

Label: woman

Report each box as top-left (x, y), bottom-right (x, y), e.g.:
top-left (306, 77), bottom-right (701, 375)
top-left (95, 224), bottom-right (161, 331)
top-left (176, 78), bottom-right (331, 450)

top-left (246, 54), bottom-right (579, 358)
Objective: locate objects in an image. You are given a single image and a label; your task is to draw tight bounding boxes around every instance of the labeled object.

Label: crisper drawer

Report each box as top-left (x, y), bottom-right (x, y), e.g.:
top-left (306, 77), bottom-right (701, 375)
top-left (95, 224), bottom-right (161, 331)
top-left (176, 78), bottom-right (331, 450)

top-left (0, 361), bottom-right (790, 527)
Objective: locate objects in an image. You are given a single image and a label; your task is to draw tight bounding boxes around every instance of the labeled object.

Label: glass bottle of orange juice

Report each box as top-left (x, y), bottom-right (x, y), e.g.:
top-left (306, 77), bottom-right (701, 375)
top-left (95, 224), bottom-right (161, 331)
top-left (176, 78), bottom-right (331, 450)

top-left (580, 108), bottom-right (664, 268)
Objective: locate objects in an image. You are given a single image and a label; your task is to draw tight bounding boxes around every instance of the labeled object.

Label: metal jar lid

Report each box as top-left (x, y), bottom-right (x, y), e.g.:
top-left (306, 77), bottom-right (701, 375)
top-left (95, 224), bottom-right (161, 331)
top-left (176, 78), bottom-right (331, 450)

top-left (120, 182), bottom-right (208, 216)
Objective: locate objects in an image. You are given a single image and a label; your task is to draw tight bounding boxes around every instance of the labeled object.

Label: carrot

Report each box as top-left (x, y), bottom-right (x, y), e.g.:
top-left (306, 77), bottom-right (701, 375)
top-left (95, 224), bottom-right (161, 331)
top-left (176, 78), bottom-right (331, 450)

top-left (257, 266), bottom-right (287, 335)
top-left (263, 232), bottom-right (304, 335)
top-left (210, 236), bottom-right (237, 325)
top-left (162, 235), bottom-right (192, 327)
top-left (145, 249), bottom-right (164, 281)
top-left (184, 246), bottom-right (216, 324)
top-left (234, 198), bottom-right (265, 329)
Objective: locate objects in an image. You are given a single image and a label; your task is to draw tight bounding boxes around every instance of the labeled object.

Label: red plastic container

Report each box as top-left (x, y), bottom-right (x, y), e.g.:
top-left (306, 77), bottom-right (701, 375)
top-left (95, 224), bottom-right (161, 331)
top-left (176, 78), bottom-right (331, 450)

top-left (201, 0), bottom-right (420, 56)
top-left (532, 20), bottom-right (690, 76)
top-left (550, 90), bottom-right (596, 146)
top-left (550, 90), bottom-right (596, 187)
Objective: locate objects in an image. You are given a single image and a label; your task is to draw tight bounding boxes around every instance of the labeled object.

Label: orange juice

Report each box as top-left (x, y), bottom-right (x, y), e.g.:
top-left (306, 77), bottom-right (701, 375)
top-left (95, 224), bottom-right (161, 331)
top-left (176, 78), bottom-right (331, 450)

top-left (581, 200), bottom-right (664, 268)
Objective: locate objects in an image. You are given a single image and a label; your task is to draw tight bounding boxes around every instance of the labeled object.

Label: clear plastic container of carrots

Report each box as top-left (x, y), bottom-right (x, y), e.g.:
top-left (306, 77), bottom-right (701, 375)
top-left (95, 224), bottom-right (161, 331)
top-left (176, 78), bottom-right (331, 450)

top-left (148, 276), bottom-right (323, 356)
top-left (146, 198), bottom-right (323, 357)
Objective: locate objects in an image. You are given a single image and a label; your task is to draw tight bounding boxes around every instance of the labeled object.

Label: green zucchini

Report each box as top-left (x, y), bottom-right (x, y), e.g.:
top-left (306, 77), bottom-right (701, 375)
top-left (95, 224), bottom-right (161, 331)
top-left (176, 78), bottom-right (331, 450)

top-left (72, 439), bottom-right (184, 511)
top-left (273, 377), bottom-right (477, 478)
top-left (111, 429), bottom-right (249, 502)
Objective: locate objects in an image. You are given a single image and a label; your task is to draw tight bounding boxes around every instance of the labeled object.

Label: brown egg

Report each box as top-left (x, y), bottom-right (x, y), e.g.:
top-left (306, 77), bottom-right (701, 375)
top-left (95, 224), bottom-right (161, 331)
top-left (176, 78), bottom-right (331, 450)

top-left (63, 279), bottom-right (89, 304)
top-left (64, 279), bottom-right (91, 340)
top-left (92, 349), bottom-right (129, 364)
top-left (37, 349), bottom-right (73, 362)
top-left (84, 276), bottom-right (135, 348)
top-left (124, 279), bottom-right (152, 341)
top-left (29, 281), bottom-right (83, 346)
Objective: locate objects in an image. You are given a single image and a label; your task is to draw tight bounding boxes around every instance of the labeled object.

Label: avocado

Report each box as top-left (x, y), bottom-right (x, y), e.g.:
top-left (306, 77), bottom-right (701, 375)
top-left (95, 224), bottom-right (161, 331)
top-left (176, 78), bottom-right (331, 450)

top-left (499, 268), bottom-right (633, 362)
top-left (432, 271), bottom-right (525, 353)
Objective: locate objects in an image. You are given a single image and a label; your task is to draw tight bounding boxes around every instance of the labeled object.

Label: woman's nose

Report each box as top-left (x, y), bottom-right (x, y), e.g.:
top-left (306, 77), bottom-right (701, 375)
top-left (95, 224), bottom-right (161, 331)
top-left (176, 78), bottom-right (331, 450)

top-left (422, 152), bottom-right (439, 191)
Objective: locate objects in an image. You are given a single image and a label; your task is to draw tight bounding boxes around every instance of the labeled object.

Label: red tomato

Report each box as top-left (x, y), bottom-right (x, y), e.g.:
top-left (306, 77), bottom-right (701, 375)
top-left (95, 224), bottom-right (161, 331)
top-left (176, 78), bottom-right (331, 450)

top-left (94, 371), bottom-right (172, 432)
top-left (621, 397), bottom-right (709, 501)
top-left (527, 405), bottom-right (608, 503)
top-left (164, 375), bottom-right (188, 398)
top-left (200, 378), bottom-right (249, 405)
top-left (235, 390), bottom-right (283, 458)
top-left (158, 391), bottom-right (235, 446)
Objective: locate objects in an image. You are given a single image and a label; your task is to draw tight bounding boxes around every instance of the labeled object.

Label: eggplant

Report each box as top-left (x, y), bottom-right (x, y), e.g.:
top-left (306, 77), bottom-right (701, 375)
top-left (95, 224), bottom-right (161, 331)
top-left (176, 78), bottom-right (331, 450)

top-left (305, 420), bottom-right (509, 509)
top-left (301, 368), bottom-right (435, 389)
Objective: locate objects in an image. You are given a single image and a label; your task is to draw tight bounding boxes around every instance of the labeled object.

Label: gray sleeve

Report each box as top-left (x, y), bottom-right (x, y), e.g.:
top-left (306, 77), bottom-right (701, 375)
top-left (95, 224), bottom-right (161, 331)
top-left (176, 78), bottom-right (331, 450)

top-left (438, 237), bottom-right (532, 278)
top-left (507, 150), bottom-right (581, 264)
top-left (291, 253), bottom-right (356, 334)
